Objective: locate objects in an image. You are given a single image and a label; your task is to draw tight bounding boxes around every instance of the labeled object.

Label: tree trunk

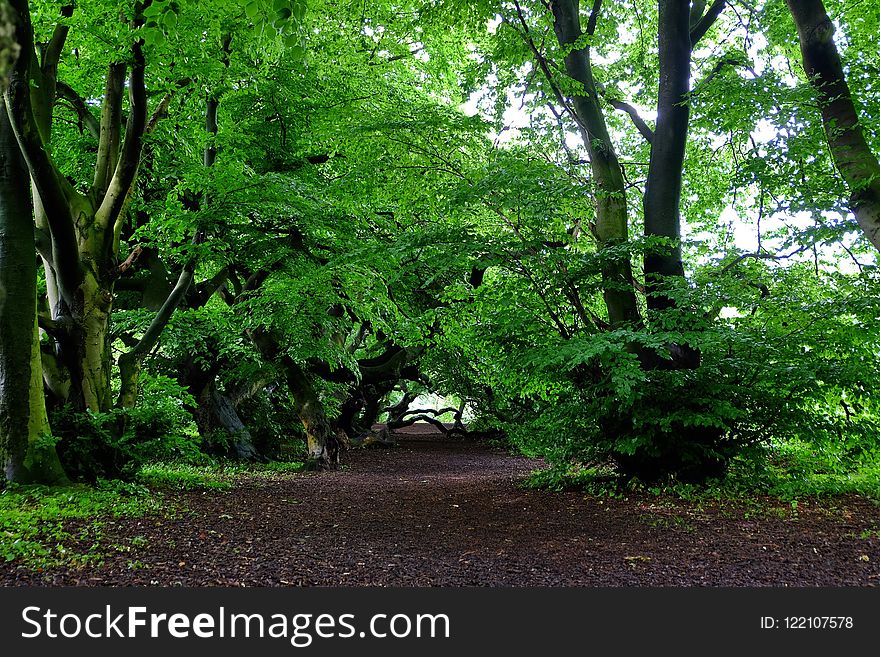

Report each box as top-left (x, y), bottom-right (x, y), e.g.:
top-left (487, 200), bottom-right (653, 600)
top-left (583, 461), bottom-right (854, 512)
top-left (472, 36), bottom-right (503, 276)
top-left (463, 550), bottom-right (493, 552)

top-left (550, 0), bottom-right (642, 328)
top-left (285, 358), bottom-right (340, 470)
top-left (787, 0), bottom-right (880, 252)
top-left (195, 383), bottom-right (260, 461)
top-left (635, 0), bottom-right (703, 370)
top-left (71, 266), bottom-right (114, 411)
top-left (643, 0), bottom-right (690, 310)
top-left (0, 108), bottom-right (66, 483)
top-left (180, 356), bottom-right (260, 461)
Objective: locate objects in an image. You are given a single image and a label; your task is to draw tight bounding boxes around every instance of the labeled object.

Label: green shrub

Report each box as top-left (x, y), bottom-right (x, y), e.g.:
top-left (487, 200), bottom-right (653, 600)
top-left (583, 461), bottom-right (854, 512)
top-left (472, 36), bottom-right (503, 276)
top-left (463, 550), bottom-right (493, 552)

top-left (53, 374), bottom-right (202, 481)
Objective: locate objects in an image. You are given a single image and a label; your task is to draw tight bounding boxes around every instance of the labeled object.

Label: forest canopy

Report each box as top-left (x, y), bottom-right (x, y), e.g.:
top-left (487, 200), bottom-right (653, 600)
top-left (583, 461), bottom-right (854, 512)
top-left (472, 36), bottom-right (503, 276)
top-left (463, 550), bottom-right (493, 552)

top-left (1, 0), bottom-right (879, 494)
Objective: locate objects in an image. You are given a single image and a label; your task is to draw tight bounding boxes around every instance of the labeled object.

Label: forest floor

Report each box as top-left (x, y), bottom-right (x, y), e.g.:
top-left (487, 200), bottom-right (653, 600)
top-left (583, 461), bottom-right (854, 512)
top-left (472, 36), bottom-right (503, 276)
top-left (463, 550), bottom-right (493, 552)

top-left (3, 424), bottom-right (880, 586)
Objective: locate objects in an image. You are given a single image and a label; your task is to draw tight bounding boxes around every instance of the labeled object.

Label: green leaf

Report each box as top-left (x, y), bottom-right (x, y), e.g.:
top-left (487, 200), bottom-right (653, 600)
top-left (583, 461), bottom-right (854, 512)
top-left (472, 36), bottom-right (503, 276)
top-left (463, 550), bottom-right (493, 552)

top-left (162, 10), bottom-right (178, 30)
top-left (142, 27), bottom-right (166, 47)
top-left (142, 4), bottom-right (163, 19)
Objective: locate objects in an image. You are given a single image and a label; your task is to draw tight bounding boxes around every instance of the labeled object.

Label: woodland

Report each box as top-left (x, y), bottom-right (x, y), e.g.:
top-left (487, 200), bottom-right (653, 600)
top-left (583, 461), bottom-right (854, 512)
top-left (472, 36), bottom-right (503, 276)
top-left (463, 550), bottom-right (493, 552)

top-left (1, 0), bottom-right (880, 585)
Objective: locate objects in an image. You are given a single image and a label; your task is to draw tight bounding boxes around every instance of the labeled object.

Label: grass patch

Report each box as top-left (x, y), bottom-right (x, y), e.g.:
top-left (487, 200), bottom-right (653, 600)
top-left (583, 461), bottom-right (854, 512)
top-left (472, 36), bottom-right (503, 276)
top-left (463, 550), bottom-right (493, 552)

top-left (0, 459), bottom-right (305, 569)
top-left (0, 481), bottom-right (160, 567)
top-left (523, 464), bottom-right (617, 493)
top-left (136, 460), bottom-right (305, 491)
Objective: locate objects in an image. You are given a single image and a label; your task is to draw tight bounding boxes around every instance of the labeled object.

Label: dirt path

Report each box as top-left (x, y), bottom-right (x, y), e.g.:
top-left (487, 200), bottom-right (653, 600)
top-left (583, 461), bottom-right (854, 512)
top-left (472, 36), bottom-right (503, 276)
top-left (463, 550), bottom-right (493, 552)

top-left (4, 427), bottom-right (880, 586)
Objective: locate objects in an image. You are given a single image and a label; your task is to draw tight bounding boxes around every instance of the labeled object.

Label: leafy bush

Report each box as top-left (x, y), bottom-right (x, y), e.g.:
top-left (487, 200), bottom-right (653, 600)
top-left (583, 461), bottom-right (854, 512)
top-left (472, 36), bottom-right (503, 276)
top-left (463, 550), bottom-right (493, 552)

top-left (235, 382), bottom-right (307, 459)
top-left (437, 255), bottom-right (880, 487)
top-left (54, 374), bottom-right (202, 481)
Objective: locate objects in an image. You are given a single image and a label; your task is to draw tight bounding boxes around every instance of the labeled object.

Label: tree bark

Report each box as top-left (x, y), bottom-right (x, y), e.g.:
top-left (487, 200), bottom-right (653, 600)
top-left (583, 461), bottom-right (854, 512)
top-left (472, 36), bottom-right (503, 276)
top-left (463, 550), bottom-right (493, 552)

top-left (284, 358), bottom-right (340, 470)
top-left (549, 0), bottom-right (642, 328)
top-left (0, 106), bottom-right (65, 483)
top-left (787, 0), bottom-right (880, 252)
top-left (643, 0), bottom-right (690, 310)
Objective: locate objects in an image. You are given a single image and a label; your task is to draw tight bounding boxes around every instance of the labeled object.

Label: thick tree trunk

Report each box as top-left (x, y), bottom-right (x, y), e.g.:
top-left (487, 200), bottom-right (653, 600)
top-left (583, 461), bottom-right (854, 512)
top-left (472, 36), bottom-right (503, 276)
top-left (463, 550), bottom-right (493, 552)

top-left (550, 0), bottom-right (641, 328)
top-left (179, 356), bottom-right (260, 461)
top-left (0, 108), bottom-right (33, 477)
top-left (285, 358), bottom-right (340, 470)
top-left (787, 0), bottom-right (880, 252)
top-left (336, 381), bottom-right (395, 441)
top-left (643, 0), bottom-right (690, 310)
top-left (636, 0), bottom-right (702, 370)
top-left (195, 383), bottom-right (260, 461)
top-left (335, 394), bottom-right (363, 439)
top-left (0, 108), bottom-right (65, 482)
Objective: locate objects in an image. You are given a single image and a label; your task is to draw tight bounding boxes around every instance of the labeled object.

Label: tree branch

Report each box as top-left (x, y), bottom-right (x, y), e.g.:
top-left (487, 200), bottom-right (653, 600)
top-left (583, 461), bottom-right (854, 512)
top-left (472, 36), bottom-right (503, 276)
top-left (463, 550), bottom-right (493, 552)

top-left (5, 0), bottom-right (81, 305)
top-left (127, 241), bottom-right (201, 360)
top-left (718, 245), bottom-right (811, 276)
top-left (95, 25), bottom-right (148, 230)
top-left (116, 244), bottom-right (144, 276)
top-left (117, 232), bottom-right (203, 407)
top-left (585, 0), bottom-right (603, 37)
top-left (509, 1), bottom-right (587, 138)
top-left (145, 78), bottom-right (191, 134)
top-left (189, 266), bottom-right (229, 309)
top-left (387, 414), bottom-right (448, 431)
top-left (55, 81), bottom-right (100, 138)
top-left (690, 0), bottom-right (726, 46)
top-left (41, 4), bottom-right (74, 78)
top-left (607, 97), bottom-right (654, 143)
top-left (399, 407), bottom-right (459, 418)
top-left (91, 63), bottom-right (126, 197)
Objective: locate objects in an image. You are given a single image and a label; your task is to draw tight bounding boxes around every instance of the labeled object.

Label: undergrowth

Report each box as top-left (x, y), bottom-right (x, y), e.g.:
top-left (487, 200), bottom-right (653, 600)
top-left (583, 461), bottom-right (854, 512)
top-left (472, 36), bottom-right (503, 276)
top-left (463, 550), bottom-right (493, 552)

top-left (0, 481), bottom-right (160, 567)
top-left (524, 439), bottom-right (880, 503)
top-left (0, 459), bottom-right (305, 569)
top-left (136, 460), bottom-right (305, 491)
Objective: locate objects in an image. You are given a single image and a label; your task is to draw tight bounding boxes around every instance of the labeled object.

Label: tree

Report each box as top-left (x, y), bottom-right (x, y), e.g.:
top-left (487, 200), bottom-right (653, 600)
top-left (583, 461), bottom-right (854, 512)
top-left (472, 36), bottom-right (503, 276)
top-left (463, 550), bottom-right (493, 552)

top-left (5, 0), bottom-right (148, 413)
top-left (538, 0), bottom-right (642, 328)
top-left (0, 91), bottom-right (66, 483)
top-left (786, 0), bottom-right (880, 252)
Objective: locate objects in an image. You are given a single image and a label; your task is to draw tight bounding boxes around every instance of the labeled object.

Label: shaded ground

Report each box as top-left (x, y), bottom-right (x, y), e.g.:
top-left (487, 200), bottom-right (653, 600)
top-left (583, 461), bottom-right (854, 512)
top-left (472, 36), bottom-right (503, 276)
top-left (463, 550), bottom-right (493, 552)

top-left (3, 425), bottom-right (880, 586)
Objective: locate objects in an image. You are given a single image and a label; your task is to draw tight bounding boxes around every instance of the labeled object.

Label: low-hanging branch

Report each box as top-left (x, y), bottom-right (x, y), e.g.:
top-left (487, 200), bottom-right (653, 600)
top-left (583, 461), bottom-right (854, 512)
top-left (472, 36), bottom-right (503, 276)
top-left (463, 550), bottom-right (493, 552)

top-left (387, 414), bottom-right (448, 432)
top-left (55, 81), bottom-right (100, 139)
top-left (398, 407), bottom-right (460, 419)
top-left (387, 412), bottom-right (469, 437)
top-left (116, 232), bottom-right (204, 408)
